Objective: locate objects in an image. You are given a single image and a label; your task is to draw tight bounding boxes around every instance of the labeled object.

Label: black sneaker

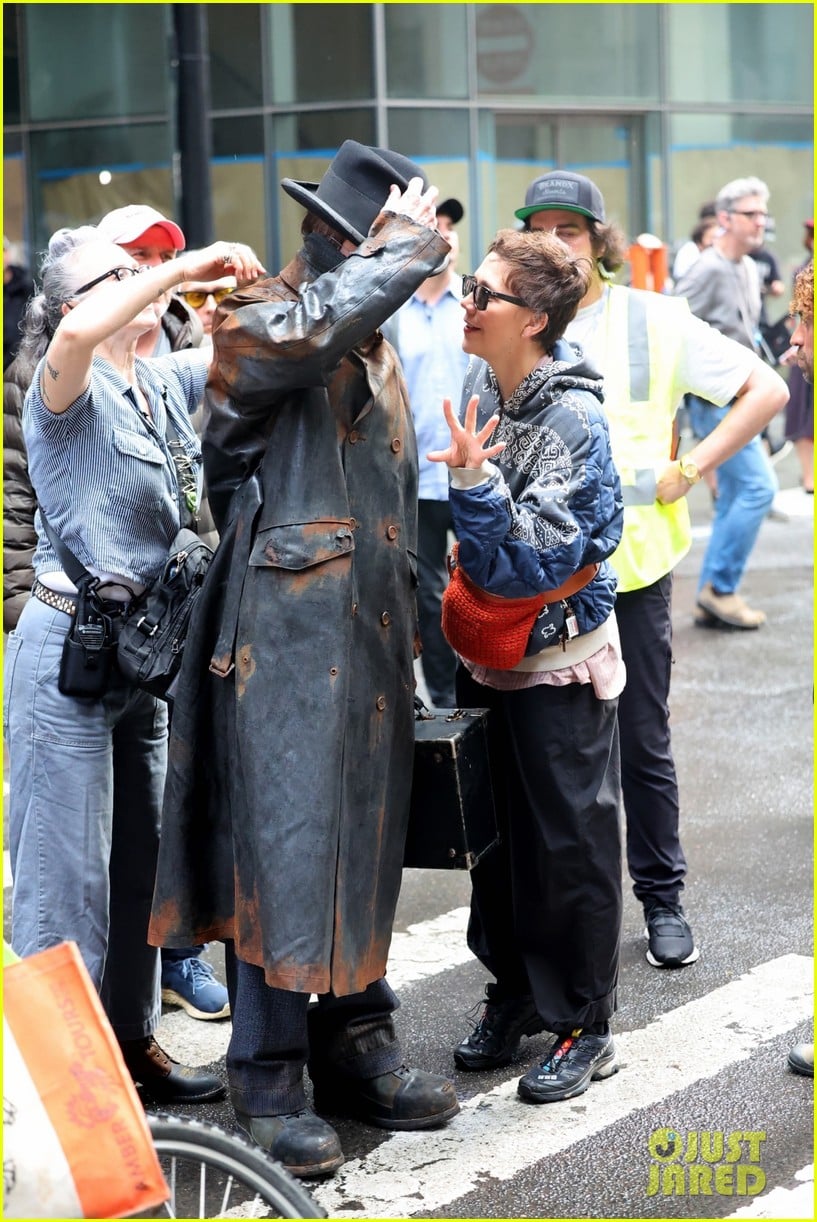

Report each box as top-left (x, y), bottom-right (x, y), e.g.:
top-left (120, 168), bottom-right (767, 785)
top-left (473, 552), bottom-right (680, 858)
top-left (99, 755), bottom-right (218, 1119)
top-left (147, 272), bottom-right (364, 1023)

top-left (787, 1043), bottom-right (814, 1078)
top-left (644, 900), bottom-right (700, 968)
top-left (517, 1029), bottom-right (618, 1103)
top-left (454, 990), bottom-right (545, 1071)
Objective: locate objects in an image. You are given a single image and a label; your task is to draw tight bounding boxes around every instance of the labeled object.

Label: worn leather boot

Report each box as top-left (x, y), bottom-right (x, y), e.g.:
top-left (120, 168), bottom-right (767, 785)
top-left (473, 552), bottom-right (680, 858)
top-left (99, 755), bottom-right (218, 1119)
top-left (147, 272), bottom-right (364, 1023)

top-left (119, 1035), bottom-right (225, 1103)
top-left (234, 1107), bottom-right (344, 1178)
top-left (312, 1064), bottom-right (460, 1130)
top-left (454, 992), bottom-right (545, 1071)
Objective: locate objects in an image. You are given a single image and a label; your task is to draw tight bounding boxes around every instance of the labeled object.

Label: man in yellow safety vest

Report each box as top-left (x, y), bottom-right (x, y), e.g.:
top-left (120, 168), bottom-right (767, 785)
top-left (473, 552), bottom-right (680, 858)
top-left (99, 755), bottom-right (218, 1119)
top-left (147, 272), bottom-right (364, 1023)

top-left (515, 172), bottom-right (787, 972)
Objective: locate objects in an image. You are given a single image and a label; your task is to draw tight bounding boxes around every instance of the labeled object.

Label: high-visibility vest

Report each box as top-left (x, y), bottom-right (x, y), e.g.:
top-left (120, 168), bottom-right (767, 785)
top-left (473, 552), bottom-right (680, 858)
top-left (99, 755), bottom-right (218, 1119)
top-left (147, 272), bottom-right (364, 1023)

top-left (599, 285), bottom-right (693, 593)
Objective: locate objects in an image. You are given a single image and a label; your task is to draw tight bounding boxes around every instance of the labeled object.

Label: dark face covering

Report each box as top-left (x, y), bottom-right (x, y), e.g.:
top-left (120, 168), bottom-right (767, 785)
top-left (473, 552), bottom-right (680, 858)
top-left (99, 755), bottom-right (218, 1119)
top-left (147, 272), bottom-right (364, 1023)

top-left (303, 230), bottom-right (348, 277)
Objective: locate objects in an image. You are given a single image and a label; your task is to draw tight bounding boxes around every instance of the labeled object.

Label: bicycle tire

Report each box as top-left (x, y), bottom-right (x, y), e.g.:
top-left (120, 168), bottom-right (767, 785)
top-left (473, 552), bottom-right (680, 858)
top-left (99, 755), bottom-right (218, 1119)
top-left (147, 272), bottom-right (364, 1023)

top-left (130, 1112), bottom-right (325, 1219)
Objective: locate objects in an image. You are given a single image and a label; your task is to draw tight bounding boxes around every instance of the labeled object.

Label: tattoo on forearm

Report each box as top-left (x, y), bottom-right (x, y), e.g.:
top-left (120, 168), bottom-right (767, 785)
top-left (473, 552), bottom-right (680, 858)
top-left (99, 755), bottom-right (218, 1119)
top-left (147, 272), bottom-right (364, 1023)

top-left (46, 360), bottom-right (60, 381)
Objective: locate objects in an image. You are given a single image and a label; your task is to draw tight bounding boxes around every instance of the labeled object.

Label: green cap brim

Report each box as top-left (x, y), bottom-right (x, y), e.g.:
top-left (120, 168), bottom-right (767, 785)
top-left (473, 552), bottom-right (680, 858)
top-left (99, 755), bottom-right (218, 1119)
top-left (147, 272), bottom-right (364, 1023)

top-left (514, 201), bottom-right (597, 222)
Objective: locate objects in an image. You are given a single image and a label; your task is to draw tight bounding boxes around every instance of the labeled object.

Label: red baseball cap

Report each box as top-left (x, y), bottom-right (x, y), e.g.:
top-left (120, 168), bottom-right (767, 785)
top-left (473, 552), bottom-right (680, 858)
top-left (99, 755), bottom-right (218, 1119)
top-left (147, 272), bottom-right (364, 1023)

top-left (96, 205), bottom-right (185, 250)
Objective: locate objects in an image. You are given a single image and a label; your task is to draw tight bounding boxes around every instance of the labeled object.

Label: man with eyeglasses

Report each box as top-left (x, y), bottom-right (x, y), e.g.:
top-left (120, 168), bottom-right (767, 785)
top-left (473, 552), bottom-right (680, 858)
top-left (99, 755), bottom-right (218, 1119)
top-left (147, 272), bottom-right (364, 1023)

top-left (674, 176), bottom-right (782, 630)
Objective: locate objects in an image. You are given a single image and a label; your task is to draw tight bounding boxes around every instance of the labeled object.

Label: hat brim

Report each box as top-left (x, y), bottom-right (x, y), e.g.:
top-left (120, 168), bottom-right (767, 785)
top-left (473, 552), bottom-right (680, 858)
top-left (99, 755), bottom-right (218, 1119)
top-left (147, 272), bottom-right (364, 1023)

top-left (281, 178), bottom-right (366, 245)
top-left (514, 201), bottom-right (600, 223)
top-left (110, 220), bottom-right (185, 250)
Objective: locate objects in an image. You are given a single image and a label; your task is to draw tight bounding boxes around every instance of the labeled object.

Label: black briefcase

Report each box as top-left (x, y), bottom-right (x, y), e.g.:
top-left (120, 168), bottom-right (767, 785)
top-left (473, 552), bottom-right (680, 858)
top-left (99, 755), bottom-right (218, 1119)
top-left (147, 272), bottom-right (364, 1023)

top-left (404, 706), bottom-right (499, 870)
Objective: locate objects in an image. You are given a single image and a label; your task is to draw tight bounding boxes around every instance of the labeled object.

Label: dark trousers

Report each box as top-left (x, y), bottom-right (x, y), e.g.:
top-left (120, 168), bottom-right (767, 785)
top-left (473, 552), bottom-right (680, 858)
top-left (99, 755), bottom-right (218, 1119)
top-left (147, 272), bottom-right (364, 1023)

top-left (225, 946), bottom-right (402, 1115)
top-left (456, 668), bottom-right (622, 1033)
top-left (417, 498), bottom-right (457, 708)
top-left (615, 575), bottom-right (687, 906)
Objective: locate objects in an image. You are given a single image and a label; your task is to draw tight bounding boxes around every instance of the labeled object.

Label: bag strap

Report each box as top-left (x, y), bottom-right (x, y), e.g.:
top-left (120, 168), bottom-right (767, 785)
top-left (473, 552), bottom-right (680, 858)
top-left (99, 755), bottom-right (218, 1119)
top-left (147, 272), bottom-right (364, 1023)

top-left (539, 561), bottom-right (601, 604)
top-left (37, 505), bottom-right (98, 594)
top-left (449, 542), bottom-right (600, 606)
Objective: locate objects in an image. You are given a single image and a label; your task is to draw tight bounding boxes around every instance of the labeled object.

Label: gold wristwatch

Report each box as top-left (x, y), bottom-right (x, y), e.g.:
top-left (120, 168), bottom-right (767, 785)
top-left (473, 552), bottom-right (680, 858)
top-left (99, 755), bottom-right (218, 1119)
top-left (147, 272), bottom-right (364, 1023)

top-left (678, 454), bottom-right (702, 485)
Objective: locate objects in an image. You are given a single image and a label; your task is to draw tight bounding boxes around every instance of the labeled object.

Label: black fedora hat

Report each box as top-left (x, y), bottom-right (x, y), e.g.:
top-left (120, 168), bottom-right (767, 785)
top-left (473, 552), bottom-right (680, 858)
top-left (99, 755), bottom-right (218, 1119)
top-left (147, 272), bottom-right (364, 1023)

top-left (281, 140), bottom-right (428, 245)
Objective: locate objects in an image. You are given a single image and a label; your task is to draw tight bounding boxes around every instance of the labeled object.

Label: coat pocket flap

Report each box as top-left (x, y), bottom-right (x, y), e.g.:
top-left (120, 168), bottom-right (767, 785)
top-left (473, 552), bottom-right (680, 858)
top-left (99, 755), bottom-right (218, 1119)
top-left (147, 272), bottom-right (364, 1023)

top-left (249, 520), bottom-right (356, 570)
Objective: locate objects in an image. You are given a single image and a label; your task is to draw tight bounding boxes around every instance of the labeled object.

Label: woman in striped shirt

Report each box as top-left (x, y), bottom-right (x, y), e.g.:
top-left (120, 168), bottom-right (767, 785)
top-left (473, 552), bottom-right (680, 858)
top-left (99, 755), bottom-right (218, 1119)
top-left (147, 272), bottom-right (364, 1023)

top-left (4, 227), bottom-right (263, 1103)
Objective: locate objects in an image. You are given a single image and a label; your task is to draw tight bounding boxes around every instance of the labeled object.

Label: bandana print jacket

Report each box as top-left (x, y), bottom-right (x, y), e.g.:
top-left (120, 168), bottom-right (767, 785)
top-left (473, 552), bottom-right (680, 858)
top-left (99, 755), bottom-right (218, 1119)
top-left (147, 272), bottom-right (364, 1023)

top-left (450, 337), bottom-right (623, 639)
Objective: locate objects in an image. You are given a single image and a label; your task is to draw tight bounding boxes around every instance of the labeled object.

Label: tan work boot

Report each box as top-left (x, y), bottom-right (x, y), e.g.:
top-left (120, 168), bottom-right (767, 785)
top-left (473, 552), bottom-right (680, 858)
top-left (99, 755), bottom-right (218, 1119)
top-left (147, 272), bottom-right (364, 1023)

top-left (696, 583), bottom-right (766, 629)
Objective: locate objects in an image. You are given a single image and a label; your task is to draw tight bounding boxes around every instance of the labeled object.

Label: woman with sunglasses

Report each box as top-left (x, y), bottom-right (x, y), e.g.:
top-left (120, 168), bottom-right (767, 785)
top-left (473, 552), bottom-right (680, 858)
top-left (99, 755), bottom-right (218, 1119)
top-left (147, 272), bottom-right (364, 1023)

top-left (4, 225), bottom-right (264, 1104)
top-left (429, 227), bottom-right (625, 1106)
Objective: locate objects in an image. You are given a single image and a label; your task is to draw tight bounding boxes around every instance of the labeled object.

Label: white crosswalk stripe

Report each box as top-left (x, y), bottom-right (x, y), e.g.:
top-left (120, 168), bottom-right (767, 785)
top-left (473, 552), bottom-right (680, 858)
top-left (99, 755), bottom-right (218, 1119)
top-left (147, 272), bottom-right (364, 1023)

top-left (309, 953), bottom-right (813, 1217)
top-left (725, 1165), bottom-right (814, 1219)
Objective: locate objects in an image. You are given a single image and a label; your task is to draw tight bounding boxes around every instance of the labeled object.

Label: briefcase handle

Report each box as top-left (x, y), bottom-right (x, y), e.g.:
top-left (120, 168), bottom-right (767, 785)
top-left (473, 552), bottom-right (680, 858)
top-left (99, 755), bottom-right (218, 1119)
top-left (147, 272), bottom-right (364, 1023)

top-left (414, 695), bottom-right (469, 723)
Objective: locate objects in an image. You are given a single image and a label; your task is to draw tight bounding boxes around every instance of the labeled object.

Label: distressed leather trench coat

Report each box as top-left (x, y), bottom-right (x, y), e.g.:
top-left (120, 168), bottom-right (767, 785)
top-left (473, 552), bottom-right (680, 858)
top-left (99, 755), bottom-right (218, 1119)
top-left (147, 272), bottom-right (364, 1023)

top-left (149, 213), bottom-right (449, 997)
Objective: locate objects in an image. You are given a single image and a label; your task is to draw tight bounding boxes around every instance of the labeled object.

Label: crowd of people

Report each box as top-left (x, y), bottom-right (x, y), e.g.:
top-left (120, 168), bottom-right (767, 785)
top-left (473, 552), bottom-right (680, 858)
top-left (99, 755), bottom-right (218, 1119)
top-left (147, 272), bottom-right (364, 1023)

top-left (3, 147), bottom-right (812, 1178)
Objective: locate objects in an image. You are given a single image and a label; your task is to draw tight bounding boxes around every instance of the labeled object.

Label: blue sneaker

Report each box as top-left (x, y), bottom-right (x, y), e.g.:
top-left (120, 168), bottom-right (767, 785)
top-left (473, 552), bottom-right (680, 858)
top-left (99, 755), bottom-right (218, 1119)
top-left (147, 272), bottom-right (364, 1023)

top-left (161, 957), bottom-right (230, 1021)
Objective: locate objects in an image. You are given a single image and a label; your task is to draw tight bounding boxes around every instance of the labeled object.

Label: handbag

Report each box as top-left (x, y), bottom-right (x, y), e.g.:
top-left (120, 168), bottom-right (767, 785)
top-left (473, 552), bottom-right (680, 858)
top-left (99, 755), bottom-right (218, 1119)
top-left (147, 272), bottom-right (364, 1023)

top-left (441, 543), bottom-right (600, 670)
top-left (117, 527), bottom-right (213, 700)
top-left (38, 507), bottom-right (212, 702)
top-left (404, 701), bottom-right (499, 870)
top-left (3, 941), bottom-right (168, 1218)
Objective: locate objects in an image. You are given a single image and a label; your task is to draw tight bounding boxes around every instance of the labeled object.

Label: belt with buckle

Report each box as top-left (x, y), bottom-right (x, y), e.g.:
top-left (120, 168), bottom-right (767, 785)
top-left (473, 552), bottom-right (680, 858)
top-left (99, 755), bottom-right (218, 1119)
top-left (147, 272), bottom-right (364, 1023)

top-left (32, 580), bottom-right (77, 617)
top-left (32, 580), bottom-right (131, 618)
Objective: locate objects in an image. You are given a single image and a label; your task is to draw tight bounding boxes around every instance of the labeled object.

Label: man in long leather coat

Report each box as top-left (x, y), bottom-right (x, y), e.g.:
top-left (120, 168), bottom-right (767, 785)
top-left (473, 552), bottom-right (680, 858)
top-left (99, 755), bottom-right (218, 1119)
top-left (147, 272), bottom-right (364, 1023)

top-left (149, 142), bottom-right (459, 1177)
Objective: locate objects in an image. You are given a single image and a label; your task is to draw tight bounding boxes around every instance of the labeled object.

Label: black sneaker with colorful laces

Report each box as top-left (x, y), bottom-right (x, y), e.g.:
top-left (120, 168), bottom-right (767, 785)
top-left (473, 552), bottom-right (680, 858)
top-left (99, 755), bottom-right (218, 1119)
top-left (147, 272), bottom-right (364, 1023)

top-left (517, 1029), bottom-right (618, 1103)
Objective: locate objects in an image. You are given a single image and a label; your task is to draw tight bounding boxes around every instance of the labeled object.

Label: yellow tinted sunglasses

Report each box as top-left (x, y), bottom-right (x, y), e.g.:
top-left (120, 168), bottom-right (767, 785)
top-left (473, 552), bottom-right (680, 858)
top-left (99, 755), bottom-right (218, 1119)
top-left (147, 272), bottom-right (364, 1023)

top-left (178, 287), bottom-right (233, 309)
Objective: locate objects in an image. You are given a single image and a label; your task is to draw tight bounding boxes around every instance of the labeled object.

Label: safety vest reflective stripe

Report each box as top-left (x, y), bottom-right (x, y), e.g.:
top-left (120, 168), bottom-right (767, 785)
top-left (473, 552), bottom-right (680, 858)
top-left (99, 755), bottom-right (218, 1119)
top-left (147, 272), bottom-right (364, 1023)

top-left (621, 468), bottom-right (658, 506)
top-left (602, 286), bottom-right (693, 593)
top-left (627, 290), bottom-right (650, 402)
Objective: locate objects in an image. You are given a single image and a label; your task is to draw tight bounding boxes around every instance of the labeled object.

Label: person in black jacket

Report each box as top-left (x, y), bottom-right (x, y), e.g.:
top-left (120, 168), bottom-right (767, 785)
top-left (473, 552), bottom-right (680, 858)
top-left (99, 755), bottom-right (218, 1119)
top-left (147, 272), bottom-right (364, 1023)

top-left (4, 237), bottom-right (35, 370)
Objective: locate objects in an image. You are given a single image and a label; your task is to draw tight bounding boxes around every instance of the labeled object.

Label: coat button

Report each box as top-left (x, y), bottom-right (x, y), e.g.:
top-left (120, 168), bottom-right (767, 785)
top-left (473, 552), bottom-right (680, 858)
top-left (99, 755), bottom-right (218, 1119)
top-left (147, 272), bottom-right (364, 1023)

top-left (386, 525), bottom-right (398, 539)
top-left (391, 438), bottom-right (402, 452)
top-left (381, 611), bottom-right (391, 626)
top-left (348, 429), bottom-right (360, 444)
top-left (351, 602), bottom-right (358, 616)
top-left (376, 695), bottom-right (386, 710)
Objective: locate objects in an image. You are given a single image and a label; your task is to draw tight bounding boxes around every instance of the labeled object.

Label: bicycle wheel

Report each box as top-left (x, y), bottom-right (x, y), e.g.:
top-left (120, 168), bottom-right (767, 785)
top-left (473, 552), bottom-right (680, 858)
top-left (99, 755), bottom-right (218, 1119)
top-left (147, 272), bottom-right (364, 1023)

top-left (131, 1112), bottom-right (325, 1219)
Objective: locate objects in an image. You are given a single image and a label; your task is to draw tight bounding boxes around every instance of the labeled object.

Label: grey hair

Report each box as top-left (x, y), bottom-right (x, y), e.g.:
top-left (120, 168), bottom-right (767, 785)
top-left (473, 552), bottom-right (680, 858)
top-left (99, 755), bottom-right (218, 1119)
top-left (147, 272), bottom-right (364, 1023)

top-left (17, 225), bottom-right (102, 364)
top-left (716, 177), bottom-right (770, 214)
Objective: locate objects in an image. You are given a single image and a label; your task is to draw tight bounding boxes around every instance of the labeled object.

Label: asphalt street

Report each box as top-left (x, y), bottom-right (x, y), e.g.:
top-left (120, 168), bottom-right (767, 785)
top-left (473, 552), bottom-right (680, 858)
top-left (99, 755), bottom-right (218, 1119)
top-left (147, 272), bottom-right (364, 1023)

top-left (4, 443), bottom-right (813, 1219)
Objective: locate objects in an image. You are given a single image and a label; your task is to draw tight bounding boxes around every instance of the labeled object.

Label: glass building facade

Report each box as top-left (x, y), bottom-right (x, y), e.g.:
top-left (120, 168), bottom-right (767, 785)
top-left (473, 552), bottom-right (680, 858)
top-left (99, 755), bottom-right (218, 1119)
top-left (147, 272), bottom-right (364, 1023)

top-left (3, 3), bottom-right (813, 289)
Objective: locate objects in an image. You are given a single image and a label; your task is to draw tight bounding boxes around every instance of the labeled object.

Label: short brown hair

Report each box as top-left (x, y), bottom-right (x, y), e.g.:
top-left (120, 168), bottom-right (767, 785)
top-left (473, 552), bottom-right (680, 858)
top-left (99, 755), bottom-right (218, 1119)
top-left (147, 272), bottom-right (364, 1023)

top-left (487, 228), bottom-right (592, 352)
top-left (790, 260), bottom-right (813, 323)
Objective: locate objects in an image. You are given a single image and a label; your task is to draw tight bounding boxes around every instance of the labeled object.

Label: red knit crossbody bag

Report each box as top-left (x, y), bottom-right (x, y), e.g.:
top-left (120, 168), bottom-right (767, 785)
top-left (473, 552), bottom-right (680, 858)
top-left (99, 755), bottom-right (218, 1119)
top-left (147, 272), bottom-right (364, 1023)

top-left (441, 543), bottom-right (599, 670)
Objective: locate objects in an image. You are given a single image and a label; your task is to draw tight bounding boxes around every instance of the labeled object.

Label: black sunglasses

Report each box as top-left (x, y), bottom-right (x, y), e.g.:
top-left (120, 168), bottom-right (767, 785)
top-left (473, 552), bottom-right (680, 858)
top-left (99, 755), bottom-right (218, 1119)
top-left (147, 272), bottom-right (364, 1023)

top-left (73, 265), bottom-right (145, 296)
top-left (461, 274), bottom-right (528, 311)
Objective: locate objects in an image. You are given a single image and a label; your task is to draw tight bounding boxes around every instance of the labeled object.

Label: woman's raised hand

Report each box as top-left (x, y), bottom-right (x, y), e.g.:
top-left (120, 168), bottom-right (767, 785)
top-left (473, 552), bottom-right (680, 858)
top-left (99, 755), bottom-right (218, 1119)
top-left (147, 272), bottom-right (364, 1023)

top-left (427, 395), bottom-right (505, 469)
top-left (181, 242), bottom-right (266, 287)
top-left (383, 177), bottom-right (439, 229)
